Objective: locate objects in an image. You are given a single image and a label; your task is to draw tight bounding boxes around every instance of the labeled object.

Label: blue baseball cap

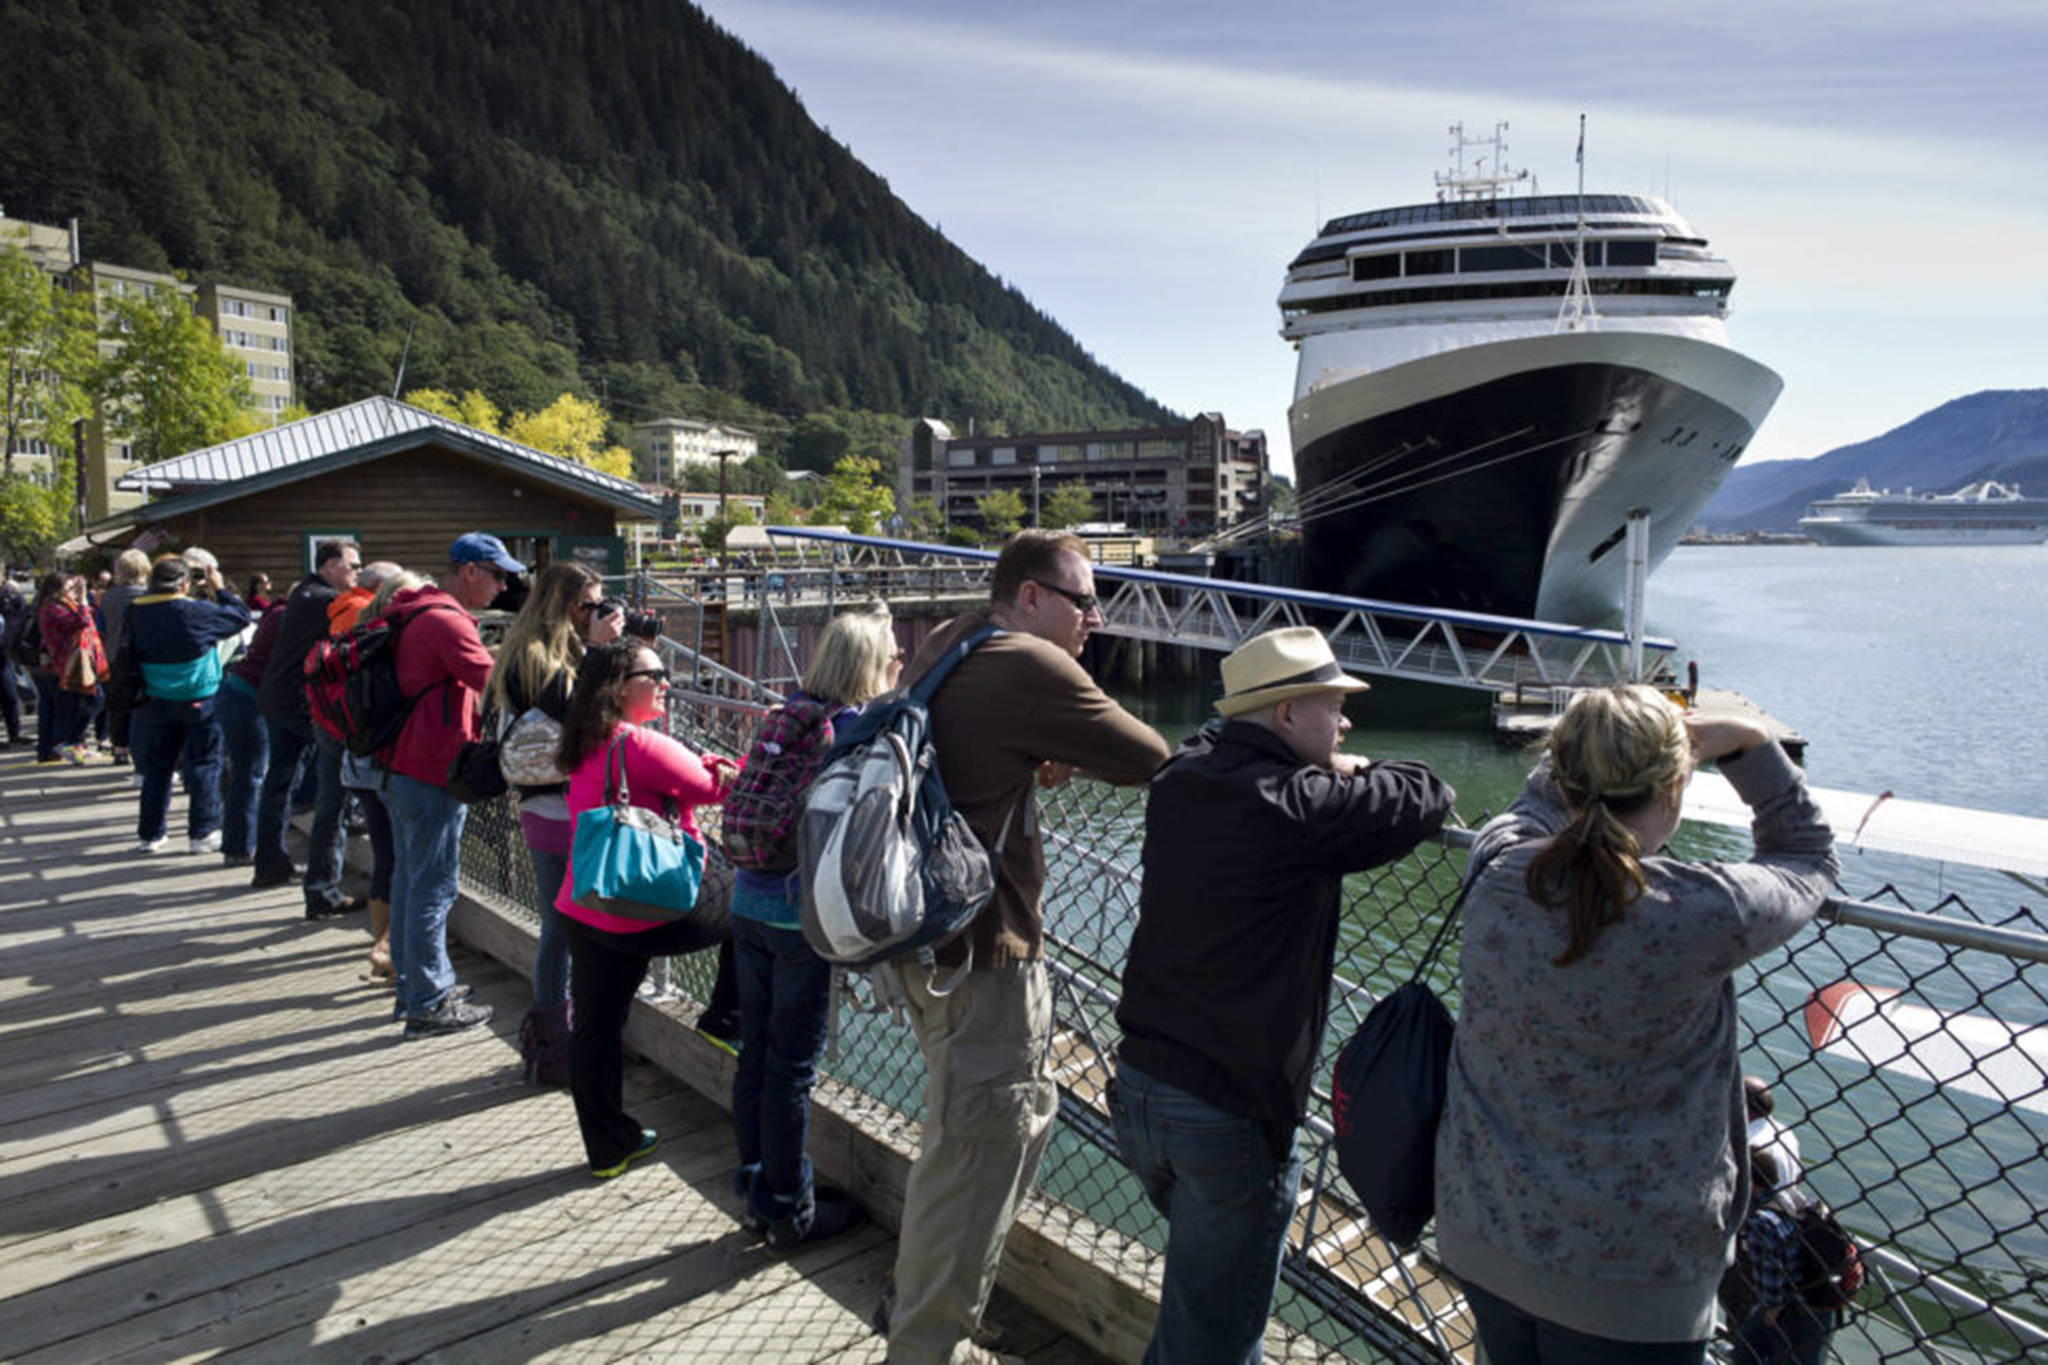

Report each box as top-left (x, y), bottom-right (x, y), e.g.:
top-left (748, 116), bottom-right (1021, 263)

top-left (449, 532), bottom-right (526, 575)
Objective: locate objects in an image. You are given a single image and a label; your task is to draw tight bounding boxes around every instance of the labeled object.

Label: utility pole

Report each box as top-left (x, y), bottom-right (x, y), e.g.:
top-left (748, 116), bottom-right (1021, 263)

top-left (714, 448), bottom-right (737, 562)
top-left (72, 417), bottom-right (87, 533)
top-left (1031, 463), bottom-right (1042, 527)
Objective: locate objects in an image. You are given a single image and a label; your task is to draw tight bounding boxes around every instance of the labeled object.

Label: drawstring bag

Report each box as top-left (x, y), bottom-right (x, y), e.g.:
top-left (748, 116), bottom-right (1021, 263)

top-left (570, 731), bottom-right (705, 922)
top-left (1329, 887), bottom-right (1465, 1249)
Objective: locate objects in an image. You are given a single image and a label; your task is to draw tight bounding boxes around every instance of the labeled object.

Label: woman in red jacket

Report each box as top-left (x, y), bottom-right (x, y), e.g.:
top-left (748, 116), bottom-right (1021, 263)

top-left (36, 572), bottom-right (108, 764)
top-left (554, 638), bottom-right (735, 1179)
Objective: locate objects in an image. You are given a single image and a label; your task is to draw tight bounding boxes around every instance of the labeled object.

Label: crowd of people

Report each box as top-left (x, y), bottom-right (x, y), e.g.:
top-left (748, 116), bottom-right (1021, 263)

top-left (4, 526), bottom-right (1846, 1365)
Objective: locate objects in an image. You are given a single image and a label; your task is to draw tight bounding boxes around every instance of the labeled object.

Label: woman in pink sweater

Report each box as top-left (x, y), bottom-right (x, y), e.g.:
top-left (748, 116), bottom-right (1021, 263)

top-left (555, 638), bottom-right (736, 1178)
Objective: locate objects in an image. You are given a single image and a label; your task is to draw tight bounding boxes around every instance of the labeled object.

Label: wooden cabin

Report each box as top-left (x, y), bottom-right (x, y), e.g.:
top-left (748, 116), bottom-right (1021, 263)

top-left (74, 396), bottom-right (661, 588)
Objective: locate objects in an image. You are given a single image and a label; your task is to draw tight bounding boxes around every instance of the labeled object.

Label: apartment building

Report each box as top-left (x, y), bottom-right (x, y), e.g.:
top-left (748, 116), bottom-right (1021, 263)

top-left (0, 211), bottom-right (297, 520)
top-left (902, 413), bottom-right (1268, 539)
top-left (630, 417), bottom-right (759, 484)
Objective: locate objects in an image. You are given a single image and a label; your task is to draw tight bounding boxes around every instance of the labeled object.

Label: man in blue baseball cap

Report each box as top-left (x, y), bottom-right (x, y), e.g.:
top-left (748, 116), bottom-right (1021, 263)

top-left (377, 531), bottom-right (526, 1037)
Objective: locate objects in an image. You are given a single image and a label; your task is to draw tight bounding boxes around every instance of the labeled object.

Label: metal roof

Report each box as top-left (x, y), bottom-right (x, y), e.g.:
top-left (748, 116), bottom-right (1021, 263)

top-left (116, 396), bottom-right (658, 513)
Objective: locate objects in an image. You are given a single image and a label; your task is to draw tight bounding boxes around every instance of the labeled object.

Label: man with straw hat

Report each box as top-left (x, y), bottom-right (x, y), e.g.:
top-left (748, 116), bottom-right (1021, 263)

top-left (1113, 625), bottom-right (1455, 1364)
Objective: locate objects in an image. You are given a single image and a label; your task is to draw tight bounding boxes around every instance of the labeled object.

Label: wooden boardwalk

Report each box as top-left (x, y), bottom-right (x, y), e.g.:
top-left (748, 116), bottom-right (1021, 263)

top-left (0, 748), bottom-right (1105, 1363)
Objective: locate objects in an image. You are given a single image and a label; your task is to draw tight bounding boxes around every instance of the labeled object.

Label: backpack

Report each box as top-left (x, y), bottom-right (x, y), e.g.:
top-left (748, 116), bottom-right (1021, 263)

top-left (6, 606), bottom-right (41, 671)
top-left (303, 603), bottom-right (457, 759)
top-left (722, 695), bottom-right (836, 872)
top-left (798, 625), bottom-right (1003, 984)
top-left (1792, 1203), bottom-right (1864, 1311)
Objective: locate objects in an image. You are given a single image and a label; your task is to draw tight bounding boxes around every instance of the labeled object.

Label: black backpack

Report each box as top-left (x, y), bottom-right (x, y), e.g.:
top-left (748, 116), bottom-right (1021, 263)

top-left (1792, 1203), bottom-right (1864, 1311)
top-left (6, 603), bottom-right (41, 671)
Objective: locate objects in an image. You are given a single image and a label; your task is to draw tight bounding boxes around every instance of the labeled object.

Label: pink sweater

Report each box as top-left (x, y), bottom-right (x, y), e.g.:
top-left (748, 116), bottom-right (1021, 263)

top-left (555, 723), bottom-right (723, 934)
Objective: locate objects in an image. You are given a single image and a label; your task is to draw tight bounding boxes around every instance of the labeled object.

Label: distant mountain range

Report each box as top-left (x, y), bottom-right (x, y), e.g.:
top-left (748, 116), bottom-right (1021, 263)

top-left (1697, 390), bottom-right (2048, 532)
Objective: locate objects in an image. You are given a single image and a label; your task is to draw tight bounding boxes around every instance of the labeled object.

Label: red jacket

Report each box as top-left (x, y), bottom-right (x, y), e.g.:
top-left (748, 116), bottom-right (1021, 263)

top-left (383, 584), bottom-right (493, 786)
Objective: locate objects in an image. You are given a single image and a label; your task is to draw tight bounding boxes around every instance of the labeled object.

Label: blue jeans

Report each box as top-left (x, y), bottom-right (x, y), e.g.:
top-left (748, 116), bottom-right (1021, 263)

top-left (301, 730), bottom-right (349, 907)
top-left (526, 845), bottom-right (572, 1008)
top-left (216, 677), bottom-right (267, 859)
top-left (135, 695), bottom-right (223, 842)
top-left (0, 660), bottom-right (21, 742)
top-left (32, 672), bottom-right (61, 759)
top-left (353, 784), bottom-right (394, 901)
top-left (730, 914), bottom-right (833, 1223)
top-left (1730, 1304), bottom-right (1835, 1365)
top-left (1462, 1279), bottom-right (1708, 1365)
top-left (382, 771), bottom-right (468, 1019)
top-left (1109, 1061), bottom-right (1303, 1365)
top-left (254, 717), bottom-right (312, 877)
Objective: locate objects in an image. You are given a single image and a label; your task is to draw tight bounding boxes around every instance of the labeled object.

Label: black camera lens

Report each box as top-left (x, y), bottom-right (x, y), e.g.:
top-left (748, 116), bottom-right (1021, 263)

top-left (624, 609), bottom-right (661, 641)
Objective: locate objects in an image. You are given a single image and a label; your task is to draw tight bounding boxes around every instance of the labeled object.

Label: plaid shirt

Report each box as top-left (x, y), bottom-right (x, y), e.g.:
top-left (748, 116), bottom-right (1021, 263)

top-left (1740, 1205), bottom-right (1803, 1311)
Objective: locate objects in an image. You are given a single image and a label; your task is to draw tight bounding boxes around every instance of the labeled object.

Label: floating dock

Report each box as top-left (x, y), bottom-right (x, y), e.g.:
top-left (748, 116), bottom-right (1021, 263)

top-left (1493, 684), bottom-right (1807, 757)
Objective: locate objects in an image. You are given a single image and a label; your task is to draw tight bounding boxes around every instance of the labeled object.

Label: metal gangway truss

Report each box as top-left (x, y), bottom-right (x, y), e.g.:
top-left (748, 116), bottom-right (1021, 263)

top-left (754, 527), bottom-right (1677, 693)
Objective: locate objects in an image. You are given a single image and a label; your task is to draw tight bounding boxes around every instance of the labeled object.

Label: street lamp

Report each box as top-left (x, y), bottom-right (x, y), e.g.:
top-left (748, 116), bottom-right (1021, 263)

top-left (1030, 463), bottom-right (1042, 527)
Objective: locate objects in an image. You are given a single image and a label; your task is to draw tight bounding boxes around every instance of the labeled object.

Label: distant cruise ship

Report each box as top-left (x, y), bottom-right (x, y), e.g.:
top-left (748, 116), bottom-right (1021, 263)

top-left (1278, 122), bottom-right (1782, 625)
top-left (1797, 479), bottom-right (2048, 546)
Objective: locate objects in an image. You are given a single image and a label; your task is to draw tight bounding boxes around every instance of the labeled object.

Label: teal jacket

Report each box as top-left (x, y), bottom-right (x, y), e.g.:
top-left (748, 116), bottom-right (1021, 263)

top-left (125, 589), bottom-right (252, 702)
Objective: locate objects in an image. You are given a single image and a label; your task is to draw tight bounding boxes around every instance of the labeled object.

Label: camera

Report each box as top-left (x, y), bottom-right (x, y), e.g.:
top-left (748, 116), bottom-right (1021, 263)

top-left (622, 608), bottom-right (662, 642)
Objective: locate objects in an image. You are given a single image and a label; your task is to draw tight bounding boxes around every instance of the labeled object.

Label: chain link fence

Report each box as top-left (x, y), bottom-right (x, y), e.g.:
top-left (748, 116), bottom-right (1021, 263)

top-left (454, 652), bottom-right (2046, 1365)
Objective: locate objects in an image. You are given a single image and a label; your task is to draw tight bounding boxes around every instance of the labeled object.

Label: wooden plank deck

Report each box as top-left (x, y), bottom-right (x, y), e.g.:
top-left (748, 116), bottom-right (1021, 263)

top-left (0, 749), bottom-right (1104, 1363)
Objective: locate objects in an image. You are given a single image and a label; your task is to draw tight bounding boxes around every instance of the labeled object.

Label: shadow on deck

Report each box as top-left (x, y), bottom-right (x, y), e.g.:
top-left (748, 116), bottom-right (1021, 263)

top-left (0, 749), bottom-right (1106, 1363)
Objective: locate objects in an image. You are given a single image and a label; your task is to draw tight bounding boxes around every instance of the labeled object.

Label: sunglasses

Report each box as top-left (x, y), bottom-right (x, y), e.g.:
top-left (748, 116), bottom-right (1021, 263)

top-left (624, 667), bottom-right (671, 685)
top-left (1029, 578), bottom-right (1100, 613)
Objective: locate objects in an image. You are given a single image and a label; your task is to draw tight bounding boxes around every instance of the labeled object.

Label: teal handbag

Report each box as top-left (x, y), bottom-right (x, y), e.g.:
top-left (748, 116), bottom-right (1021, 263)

top-left (570, 732), bottom-right (706, 922)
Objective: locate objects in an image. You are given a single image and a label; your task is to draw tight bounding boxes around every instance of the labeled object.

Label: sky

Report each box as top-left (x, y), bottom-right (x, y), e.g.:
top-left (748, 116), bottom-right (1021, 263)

top-left (695, 0), bottom-right (2048, 478)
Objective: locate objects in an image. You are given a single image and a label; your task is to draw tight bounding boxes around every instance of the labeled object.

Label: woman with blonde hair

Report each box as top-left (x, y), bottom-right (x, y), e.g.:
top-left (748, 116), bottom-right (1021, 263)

top-left (727, 601), bottom-right (900, 1249)
top-left (487, 561), bottom-right (621, 1081)
top-left (1435, 687), bottom-right (1837, 1364)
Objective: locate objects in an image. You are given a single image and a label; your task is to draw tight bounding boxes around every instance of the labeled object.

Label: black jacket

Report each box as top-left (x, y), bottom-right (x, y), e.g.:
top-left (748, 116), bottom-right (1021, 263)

top-left (1116, 720), bottom-right (1454, 1153)
top-left (257, 574), bottom-right (338, 724)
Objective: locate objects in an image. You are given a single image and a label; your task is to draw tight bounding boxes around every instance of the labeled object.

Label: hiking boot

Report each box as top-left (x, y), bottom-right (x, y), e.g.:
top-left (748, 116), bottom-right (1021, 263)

top-left (402, 994), bottom-right (493, 1039)
top-left (766, 1186), bottom-right (866, 1252)
top-left (590, 1128), bottom-right (660, 1180)
top-left (250, 861), bottom-right (300, 889)
top-left (189, 830), bottom-right (223, 855)
top-left (305, 893), bottom-right (367, 921)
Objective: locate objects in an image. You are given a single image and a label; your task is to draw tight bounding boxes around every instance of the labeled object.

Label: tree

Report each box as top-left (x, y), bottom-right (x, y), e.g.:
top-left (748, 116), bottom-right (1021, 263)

top-left (698, 500), bottom-right (758, 553)
top-left (978, 488), bottom-right (1025, 543)
top-left (0, 243), bottom-right (94, 479)
top-left (763, 490), bottom-right (803, 528)
top-left (812, 453), bottom-right (895, 535)
top-left (0, 453), bottom-right (78, 564)
top-left (1040, 480), bottom-right (1094, 530)
top-left (94, 289), bottom-right (255, 466)
top-left (403, 387), bottom-right (633, 478)
top-left (903, 494), bottom-right (943, 542)
top-left (1263, 473), bottom-right (1297, 518)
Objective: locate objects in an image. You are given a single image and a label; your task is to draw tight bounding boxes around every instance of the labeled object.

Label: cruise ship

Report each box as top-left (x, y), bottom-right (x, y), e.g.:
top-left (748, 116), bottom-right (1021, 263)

top-left (1279, 123), bottom-right (1783, 624)
top-left (1797, 478), bottom-right (2048, 546)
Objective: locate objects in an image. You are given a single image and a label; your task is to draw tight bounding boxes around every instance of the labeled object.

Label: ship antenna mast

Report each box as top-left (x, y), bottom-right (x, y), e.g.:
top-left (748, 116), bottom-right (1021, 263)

top-left (1435, 120), bottom-right (1529, 203)
top-left (1556, 113), bottom-right (1599, 333)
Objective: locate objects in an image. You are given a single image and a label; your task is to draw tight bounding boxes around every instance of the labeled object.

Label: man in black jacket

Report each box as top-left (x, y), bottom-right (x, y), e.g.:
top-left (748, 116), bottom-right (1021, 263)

top-left (251, 538), bottom-right (360, 913)
top-left (1113, 626), bottom-right (1454, 1365)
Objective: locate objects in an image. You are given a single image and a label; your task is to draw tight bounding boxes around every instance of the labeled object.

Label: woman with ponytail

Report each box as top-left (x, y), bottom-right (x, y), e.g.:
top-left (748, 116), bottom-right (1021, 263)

top-left (1435, 686), bottom-right (1837, 1364)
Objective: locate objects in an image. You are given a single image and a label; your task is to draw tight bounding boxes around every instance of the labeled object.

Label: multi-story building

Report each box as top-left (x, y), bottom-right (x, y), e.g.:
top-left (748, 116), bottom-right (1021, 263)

top-left (901, 413), bottom-right (1268, 539)
top-left (631, 418), bottom-right (759, 484)
top-left (0, 212), bottom-right (298, 521)
top-left (197, 282), bottom-right (294, 422)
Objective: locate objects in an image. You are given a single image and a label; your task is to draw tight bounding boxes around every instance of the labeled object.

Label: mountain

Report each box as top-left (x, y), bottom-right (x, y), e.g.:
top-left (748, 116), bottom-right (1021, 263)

top-left (1697, 390), bottom-right (2048, 532)
top-left (0, 0), bottom-right (1175, 451)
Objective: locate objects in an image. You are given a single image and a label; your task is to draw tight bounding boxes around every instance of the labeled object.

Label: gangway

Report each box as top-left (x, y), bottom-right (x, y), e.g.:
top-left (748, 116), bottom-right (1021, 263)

top-left (758, 527), bottom-right (1677, 693)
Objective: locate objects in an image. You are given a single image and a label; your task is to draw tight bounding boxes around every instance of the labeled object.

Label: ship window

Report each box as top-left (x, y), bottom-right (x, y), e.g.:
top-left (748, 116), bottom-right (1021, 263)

top-left (1606, 240), bottom-right (1658, 267)
top-left (1588, 524), bottom-right (1628, 563)
top-left (1460, 244), bottom-right (1549, 272)
top-left (1549, 241), bottom-right (1604, 267)
top-left (1350, 253), bottom-right (1401, 282)
top-left (1404, 249), bottom-right (1453, 277)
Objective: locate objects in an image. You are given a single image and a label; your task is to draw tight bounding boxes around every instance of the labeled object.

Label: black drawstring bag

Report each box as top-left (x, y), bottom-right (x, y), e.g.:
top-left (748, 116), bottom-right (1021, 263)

top-left (1329, 889), bottom-right (1464, 1249)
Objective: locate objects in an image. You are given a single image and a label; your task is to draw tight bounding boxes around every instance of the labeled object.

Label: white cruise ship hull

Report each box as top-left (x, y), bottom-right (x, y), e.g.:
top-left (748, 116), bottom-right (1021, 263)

top-left (1290, 330), bottom-right (1783, 624)
top-left (1798, 519), bottom-right (2048, 547)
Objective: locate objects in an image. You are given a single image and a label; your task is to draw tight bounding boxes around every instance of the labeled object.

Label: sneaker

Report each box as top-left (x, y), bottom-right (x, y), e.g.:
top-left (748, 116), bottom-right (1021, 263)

top-left (401, 994), bottom-right (493, 1039)
top-left (590, 1128), bottom-right (661, 1180)
top-left (695, 1024), bottom-right (740, 1058)
top-left (766, 1186), bottom-right (866, 1252)
top-left (135, 836), bottom-right (174, 854)
top-left (223, 853), bottom-right (254, 868)
top-left (189, 830), bottom-right (223, 855)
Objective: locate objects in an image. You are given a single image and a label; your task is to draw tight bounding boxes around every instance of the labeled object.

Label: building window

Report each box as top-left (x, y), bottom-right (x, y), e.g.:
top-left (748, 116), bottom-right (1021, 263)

top-left (269, 336), bottom-right (288, 352)
top-left (947, 448), bottom-right (977, 468)
top-left (991, 446), bottom-right (1016, 466)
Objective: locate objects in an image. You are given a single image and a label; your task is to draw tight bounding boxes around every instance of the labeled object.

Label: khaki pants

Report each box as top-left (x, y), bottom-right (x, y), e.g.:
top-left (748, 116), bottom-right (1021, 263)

top-left (888, 960), bottom-right (1058, 1365)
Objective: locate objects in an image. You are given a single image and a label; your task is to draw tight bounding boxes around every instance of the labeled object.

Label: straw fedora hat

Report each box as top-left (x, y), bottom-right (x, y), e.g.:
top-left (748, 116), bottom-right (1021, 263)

top-left (1214, 627), bottom-right (1370, 717)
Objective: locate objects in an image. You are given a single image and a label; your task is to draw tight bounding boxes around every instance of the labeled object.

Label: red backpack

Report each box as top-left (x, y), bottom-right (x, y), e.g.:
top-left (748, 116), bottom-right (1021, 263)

top-left (303, 603), bottom-right (456, 759)
top-left (721, 696), bottom-right (836, 872)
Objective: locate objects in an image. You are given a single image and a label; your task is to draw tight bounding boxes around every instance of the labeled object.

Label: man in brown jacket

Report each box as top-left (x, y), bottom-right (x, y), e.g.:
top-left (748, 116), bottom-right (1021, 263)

top-left (885, 530), bottom-right (1169, 1365)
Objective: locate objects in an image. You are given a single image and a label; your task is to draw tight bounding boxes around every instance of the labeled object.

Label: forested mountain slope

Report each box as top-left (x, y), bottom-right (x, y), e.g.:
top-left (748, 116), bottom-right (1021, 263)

top-left (0, 0), bottom-right (1174, 447)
